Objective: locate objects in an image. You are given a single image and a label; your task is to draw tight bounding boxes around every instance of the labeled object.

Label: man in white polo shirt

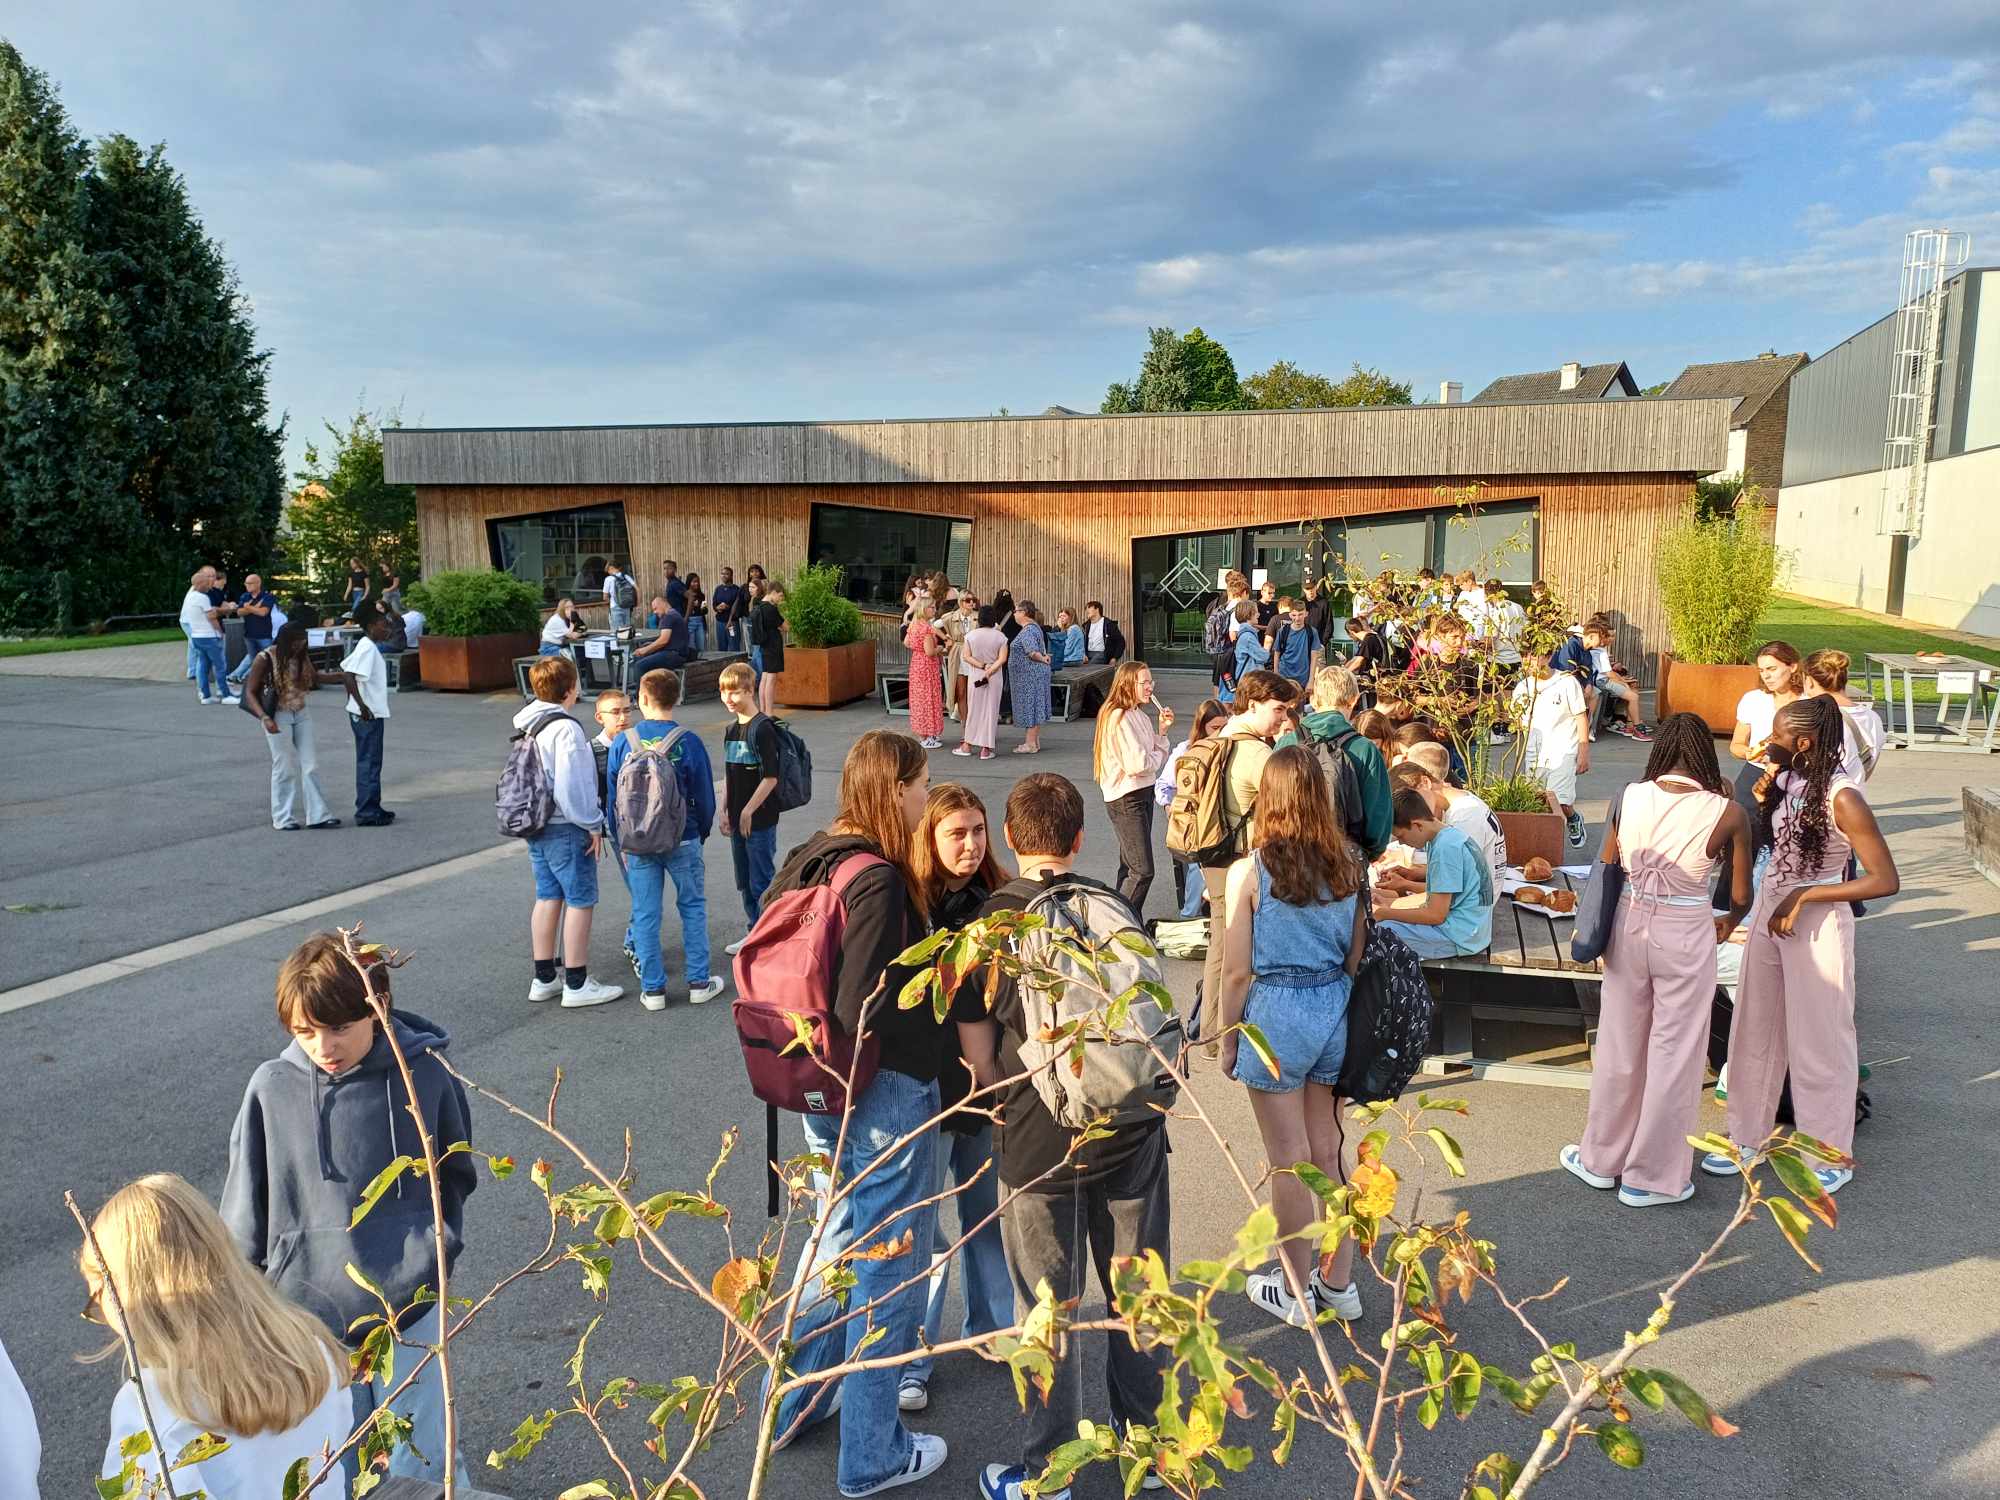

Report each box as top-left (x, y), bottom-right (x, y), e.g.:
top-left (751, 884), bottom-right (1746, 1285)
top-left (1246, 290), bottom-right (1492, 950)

top-left (603, 560), bottom-right (636, 630)
top-left (179, 567), bottom-right (236, 705)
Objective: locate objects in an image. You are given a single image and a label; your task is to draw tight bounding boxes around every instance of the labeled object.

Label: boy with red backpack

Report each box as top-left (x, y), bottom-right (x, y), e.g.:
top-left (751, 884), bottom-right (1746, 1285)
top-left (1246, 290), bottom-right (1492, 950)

top-left (606, 669), bottom-right (722, 1012)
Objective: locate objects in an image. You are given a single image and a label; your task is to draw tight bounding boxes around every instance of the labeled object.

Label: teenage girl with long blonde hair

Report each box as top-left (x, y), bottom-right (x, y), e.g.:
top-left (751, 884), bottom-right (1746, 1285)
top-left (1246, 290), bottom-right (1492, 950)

top-left (84, 1173), bottom-right (351, 1496)
top-left (1092, 660), bottom-right (1175, 918)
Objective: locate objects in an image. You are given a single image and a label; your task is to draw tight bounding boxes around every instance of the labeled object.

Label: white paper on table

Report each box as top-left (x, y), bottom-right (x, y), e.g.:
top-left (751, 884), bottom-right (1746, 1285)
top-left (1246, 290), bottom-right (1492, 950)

top-left (307, 628), bottom-right (332, 648)
top-left (1937, 670), bottom-right (1975, 695)
top-left (1558, 864), bottom-right (1593, 880)
top-left (584, 637), bottom-right (608, 660)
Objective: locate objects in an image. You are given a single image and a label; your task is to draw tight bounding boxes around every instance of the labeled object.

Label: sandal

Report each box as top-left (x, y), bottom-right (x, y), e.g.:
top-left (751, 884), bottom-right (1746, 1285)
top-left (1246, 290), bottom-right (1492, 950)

top-left (1011, 744), bottom-right (1040, 754)
top-left (979, 749), bottom-right (994, 760)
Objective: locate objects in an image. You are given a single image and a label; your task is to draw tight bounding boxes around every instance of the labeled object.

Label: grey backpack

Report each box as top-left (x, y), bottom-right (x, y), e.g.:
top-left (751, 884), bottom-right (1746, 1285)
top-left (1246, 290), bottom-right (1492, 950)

top-left (1007, 877), bottom-right (1184, 1130)
top-left (612, 726), bottom-right (690, 855)
top-left (497, 710), bottom-right (571, 839)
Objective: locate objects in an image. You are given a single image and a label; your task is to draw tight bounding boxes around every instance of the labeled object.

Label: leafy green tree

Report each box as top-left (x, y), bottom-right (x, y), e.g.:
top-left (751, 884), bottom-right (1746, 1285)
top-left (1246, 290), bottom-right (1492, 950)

top-left (0, 41), bottom-right (134, 627)
top-left (1102, 326), bottom-right (1247, 413)
top-left (85, 134), bottom-right (284, 574)
top-left (286, 406), bottom-right (419, 603)
top-left (1245, 360), bottom-right (1413, 409)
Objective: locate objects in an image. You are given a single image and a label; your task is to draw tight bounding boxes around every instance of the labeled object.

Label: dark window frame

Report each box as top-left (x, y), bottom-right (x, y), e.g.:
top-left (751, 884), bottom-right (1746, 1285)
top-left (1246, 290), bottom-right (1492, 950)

top-left (806, 501), bottom-right (974, 613)
top-left (486, 501), bottom-right (635, 607)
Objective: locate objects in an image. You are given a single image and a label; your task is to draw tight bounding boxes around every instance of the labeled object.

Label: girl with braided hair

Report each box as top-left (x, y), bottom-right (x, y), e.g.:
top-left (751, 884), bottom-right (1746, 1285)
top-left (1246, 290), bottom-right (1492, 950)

top-left (1563, 714), bottom-right (1753, 1205)
top-left (1702, 695), bottom-right (1899, 1194)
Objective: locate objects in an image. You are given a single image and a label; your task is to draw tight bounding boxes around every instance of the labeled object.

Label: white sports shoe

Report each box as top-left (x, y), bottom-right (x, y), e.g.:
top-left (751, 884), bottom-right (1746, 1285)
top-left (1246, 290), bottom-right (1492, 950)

top-left (527, 976), bottom-right (563, 1003)
top-left (1245, 1270), bottom-right (1312, 1328)
top-left (688, 976), bottom-right (726, 1005)
top-left (842, 1433), bottom-right (946, 1497)
top-left (1311, 1267), bottom-right (1363, 1321)
top-left (1560, 1144), bottom-right (1615, 1190)
top-left (724, 936), bottom-right (749, 957)
top-left (219, 695), bottom-right (241, 706)
top-left (640, 991), bottom-right (668, 1012)
top-left (560, 977), bottom-right (624, 1009)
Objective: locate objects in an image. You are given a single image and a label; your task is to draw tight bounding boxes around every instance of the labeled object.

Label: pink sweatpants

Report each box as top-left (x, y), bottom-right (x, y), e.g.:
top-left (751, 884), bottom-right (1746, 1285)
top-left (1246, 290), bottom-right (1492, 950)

top-left (1726, 899), bottom-right (1858, 1157)
top-left (1580, 900), bottom-right (1716, 1195)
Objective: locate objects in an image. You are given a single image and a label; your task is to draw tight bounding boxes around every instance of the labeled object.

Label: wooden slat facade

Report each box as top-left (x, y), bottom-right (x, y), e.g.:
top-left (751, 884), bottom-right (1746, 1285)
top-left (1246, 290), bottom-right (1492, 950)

top-left (415, 473), bottom-right (1695, 680)
top-left (385, 400), bottom-right (1732, 488)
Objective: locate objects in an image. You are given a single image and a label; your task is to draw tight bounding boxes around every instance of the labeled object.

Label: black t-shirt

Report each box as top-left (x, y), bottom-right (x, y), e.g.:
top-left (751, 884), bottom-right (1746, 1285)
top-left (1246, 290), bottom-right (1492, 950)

top-left (931, 880), bottom-right (993, 1135)
top-left (751, 600), bottom-right (785, 667)
top-left (348, 570), bottom-right (367, 592)
top-left (948, 871), bottom-right (1167, 1192)
top-left (206, 587), bottom-right (227, 608)
top-left (1256, 599), bottom-right (1277, 627)
top-left (724, 715), bottom-right (782, 831)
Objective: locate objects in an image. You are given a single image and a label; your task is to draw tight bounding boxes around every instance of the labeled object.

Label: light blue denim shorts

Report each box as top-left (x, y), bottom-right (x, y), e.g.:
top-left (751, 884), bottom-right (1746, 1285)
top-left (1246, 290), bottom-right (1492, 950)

top-left (1232, 976), bottom-right (1351, 1093)
top-left (528, 821), bottom-right (598, 907)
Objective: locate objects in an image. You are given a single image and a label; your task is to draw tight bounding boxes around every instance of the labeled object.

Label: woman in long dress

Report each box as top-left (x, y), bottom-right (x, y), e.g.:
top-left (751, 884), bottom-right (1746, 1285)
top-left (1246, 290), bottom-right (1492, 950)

top-left (1007, 600), bottom-right (1053, 754)
top-left (904, 598), bottom-right (945, 748)
top-left (953, 606), bottom-right (1007, 761)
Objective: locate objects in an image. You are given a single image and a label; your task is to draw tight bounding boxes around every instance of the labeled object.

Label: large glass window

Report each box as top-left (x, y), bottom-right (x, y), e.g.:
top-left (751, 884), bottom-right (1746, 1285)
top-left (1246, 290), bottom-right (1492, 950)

top-left (1134, 530), bottom-right (1239, 667)
top-left (1331, 515), bottom-right (1430, 578)
top-left (808, 503), bottom-right (972, 611)
top-left (488, 503), bottom-right (633, 606)
top-left (1436, 500), bottom-right (1539, 583)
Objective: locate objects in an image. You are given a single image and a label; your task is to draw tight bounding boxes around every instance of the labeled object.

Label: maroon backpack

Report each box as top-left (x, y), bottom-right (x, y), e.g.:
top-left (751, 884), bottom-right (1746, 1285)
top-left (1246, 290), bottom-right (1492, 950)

top-left (732, 852), bottom-right (888, 1114)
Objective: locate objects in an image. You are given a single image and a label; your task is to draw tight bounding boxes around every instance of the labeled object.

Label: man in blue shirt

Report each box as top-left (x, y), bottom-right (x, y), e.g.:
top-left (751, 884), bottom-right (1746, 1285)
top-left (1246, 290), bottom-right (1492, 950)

top-left (1373, 788), bottom-right (1494, 959)
top-left (661, 559), bottom-right (689, 617)
top-left (605, 668), bottom-right (723, 1011)
top-left (228, 572), bottom-right (278, 684)
top-left (710, 566), bottom-right (746, 651)
top-left (627, 599), bottom-right (690, 689)
top-left (1273, 600), bottom-right (1320, 693)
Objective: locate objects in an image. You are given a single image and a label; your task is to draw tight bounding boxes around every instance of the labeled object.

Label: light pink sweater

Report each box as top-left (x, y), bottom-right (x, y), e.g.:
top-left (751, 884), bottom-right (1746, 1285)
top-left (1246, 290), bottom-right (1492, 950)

top-left (1097, 706), bottom-right (1169, 802)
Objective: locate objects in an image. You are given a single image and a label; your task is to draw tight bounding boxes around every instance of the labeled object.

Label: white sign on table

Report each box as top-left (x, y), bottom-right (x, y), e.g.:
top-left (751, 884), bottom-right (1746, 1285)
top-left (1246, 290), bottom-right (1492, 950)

top-left (584, 637), bottom-right (609, 660)
top-left (1937, 670), bottom-right (1975, 696)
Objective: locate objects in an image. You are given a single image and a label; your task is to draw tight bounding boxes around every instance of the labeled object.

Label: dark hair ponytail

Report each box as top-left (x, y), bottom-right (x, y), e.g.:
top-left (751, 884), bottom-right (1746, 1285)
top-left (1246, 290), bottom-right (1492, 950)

top-left (1641, 713), bottom-right (1727, 795)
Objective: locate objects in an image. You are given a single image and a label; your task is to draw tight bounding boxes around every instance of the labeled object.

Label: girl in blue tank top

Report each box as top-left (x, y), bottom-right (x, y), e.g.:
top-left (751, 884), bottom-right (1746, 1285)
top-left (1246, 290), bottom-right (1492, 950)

top-left (1216, 746), bottom-right (1370, 1333)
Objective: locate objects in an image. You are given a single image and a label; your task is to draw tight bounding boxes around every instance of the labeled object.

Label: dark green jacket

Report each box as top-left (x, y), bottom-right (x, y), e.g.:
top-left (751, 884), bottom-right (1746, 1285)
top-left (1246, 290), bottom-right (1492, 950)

top-left (1296, 707), bottom-right (1393, 859)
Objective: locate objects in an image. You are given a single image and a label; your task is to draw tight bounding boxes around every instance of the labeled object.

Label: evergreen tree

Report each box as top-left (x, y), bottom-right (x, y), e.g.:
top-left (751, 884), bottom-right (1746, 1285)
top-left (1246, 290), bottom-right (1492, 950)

top-left (85, 134), bottom-right (284, 574)
top-left (0, 41), bottom-right (133, 627)
top-left (1101, 325), bottom-right (1247, 414)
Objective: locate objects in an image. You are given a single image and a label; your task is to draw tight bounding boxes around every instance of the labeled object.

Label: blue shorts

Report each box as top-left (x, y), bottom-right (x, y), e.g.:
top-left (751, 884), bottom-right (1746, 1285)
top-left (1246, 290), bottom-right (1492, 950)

top-left (528, 822), bottom-right (598, 907)
top-left (1231, 977), bottom-right (1350, 1093)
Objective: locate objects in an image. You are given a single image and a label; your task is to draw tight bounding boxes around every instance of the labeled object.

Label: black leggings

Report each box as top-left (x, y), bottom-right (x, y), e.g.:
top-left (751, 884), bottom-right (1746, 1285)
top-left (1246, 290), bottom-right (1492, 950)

top-left (1106, 788), bottom-right (1157, 919)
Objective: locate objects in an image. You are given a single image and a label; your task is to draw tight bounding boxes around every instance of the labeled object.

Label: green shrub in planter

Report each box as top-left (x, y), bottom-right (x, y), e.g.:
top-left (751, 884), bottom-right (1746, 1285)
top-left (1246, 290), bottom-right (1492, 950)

top-left (1655, 495), bottom-right (1787, 665)
top-left (404, 570), bottom-right (542, 638)
top-left (1472, 771), bottom-right (1554, 814)
top-left (781, 561), bottom-right (865, 649)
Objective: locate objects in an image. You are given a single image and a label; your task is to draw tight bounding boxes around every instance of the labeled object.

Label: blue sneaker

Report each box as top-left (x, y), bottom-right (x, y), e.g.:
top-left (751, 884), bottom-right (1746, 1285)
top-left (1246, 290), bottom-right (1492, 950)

top-left (1700, 1148), bottom-right (1758, 1177)
top-left (982, 1464), bottom-right (1066, 1500)
top-left (1814, 1166), bottom-right (1853, 1195)
top-left (1618, 1182), bottom-right (1694, 1207)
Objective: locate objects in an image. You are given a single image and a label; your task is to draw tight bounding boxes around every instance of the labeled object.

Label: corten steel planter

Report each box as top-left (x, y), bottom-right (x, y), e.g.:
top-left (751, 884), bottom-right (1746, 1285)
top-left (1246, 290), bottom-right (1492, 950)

top-left (418, 633), bottom-right (538, 692)
top-left (1657, 654), bottom-right (1760, 733)
top-left (777, 641), bottom-right (877, 708)
top-left (1494, 810), bottom-right (1568, 870)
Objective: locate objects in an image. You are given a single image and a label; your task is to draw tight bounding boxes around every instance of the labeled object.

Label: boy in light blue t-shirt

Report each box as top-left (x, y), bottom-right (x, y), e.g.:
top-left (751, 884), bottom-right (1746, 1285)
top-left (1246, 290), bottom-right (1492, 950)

top-left (1373, 788), bottom-right (1494, 959)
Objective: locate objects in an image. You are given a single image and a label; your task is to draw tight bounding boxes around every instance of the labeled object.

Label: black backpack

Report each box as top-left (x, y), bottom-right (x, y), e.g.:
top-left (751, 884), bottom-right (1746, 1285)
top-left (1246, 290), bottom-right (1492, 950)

top-left (1338, 918), bottom-right (1432, 1104)
top-left (1314, 727), bottom-right (1368, 852)
top-left (612, 573), bottom-right (638, 610)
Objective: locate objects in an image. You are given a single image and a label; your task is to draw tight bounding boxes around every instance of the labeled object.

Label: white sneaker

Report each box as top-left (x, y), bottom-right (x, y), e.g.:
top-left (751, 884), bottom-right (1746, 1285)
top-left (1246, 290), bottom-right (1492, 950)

top-left (527, 976), bottom-right (563, 1003)
top-left (640, 991), bottom-right (667, 1012)
top-left (198, 695), bottom-right (218, 705)
top-left (1245, 1270), bottom-right (1312, 1328)
top-left (560, 977), bottom-right (624, 1009)
top-left (220, 695), bottom-right (240, 705)
top-left (842, 1432), bottom-right (946, 1497)
top-left (1618, 1182), bottom-right (1695, 1207)
top-left (1814, 1166), bottom-right (1854, 1195)
top-left (1560, 1144), bottom-right (1615, 1190)
top-left (897, 1376), bottom-right (928, 1411)
top-left (1310, 1267), bottom-right (1363, 1321)
top-left (724, 937), bottom-right (749, 957)
top-left (688, 975), bottom-right (726, 1005)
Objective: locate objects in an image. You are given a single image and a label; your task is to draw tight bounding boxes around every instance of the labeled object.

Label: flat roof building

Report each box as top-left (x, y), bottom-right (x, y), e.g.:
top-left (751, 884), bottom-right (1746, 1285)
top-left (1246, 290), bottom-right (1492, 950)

top-left (385, 397), bottom-right (1731, 678)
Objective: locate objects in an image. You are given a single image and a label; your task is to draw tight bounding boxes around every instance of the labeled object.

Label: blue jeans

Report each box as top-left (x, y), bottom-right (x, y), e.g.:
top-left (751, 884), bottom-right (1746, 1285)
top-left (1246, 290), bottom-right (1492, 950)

top-left (628, 837), bottom-right (711, 991)
top-left (609, 606), bottom-right (632, 631)
top-left (907, 1123), bottom-right (1013, 1386)
top-left (688, 615), bottom-right (708, 652)
top-left (184, 631), bottom-right (197, 679)
top-left (731, 825), bottom-right (777, 925)
top-left (351, 1306), bottom-right (465, 1485)
top-left (528, 821), bottom-right (598, 906)
top-left (1380, 918), bottom-right (1469, 960)
top-left (230, 638), bottom-right (267, 682)
top-left (349, 715), bottom-right (385, 819)
top-left (538, 641), bottom-right (567, 656)
top-left (749, 644), bottom-right (765, 685)
top-left (190, 638), bottom-right (226, 700)
top-left (718, 619), bottom-right (741, 651)
top-left (771, 1071), bottom-right (939, 1493)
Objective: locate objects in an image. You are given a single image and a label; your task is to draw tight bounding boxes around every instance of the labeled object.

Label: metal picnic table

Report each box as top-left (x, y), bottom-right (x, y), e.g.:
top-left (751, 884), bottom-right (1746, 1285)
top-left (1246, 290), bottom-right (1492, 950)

top-left (1862, 652), bottom-right (2000, 753)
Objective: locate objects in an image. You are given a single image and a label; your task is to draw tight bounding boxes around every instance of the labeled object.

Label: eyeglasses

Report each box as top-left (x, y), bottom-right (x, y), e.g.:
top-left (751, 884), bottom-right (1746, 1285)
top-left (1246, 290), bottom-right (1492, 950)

top-left (82, 1285), bottom-right (107, 1325)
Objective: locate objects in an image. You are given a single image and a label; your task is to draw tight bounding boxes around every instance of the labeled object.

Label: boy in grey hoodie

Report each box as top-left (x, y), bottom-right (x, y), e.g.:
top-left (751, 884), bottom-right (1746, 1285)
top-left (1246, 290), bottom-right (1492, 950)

top-left (221, 931), bottom-right (476, 1485)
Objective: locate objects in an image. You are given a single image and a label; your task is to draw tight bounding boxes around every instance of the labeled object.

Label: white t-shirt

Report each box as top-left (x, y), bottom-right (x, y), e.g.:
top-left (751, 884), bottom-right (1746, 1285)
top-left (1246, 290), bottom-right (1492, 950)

top-left (603, 573), bottom-right (622, 607)
top-left (401, 608), bottom-right (424, 649)
top-left (1839, 701), bottom-right (1886, 783)
top-left (341, 635), bottom-right (390, 719)
top-left (1087, 618), bottom-right (1106, 654)
top-left (103, 1353), bottom-right (350, 1500)
top-left (1485, 601), bottom-right (1526, 664)
top-left (1736, 689), bottom-right (1778, 745)
top-left (1442, 791), bottom-right (1505, 882)
top-left (0, 1335), bottom-right (38, 1500)
top-left (540, 611), bottom-right (575, 647)
top-left (1513, 673), bottom-right (1585, 754)
top-left (179, 588), bottom-right (220, 640)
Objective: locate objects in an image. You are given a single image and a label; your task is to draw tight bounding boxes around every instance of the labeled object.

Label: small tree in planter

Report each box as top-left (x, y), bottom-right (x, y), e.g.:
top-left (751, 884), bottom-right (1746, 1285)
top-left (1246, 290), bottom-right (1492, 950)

top-left (1655, 494), bottom-right (1789, 730)
top-left (406, 569), bottom-right (542, 691)
top-left (777, 561), bottom-right (875, 707)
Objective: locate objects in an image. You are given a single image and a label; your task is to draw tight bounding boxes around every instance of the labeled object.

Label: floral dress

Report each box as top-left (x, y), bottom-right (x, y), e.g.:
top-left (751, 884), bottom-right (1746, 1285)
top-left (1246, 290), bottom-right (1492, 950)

top-left (904, 619), bottom-right (944, 739)
top-left (1009, 621), bottom-right (1052, 729)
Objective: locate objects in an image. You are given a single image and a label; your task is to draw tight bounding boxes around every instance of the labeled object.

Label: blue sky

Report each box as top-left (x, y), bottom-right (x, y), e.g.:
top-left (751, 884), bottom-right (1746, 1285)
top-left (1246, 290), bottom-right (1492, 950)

top-left (10, 3), bottom-right (2000, 469)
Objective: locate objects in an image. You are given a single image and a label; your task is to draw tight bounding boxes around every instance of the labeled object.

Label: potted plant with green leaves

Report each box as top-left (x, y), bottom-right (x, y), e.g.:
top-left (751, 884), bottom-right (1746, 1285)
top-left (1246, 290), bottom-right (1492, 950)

top-left (776, 561), bottom-right (875, 708)
top-left (1655, 493), bottom-right (1787, 731)
top-left (405, 569), bottom-right (542, 691)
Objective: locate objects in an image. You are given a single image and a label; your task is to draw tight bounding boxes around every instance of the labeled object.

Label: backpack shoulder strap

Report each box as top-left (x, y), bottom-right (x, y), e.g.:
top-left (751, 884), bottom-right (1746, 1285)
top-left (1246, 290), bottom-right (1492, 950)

top-left (827, 851), bottom-right (890, 896)
top-left (515, 708), bottom-right (569, 743)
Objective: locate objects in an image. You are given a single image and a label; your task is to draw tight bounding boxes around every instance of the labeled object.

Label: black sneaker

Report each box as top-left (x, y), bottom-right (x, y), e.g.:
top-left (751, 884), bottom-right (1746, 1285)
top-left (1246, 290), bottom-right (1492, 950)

top-left (1565, 810), bottom-right (1587, 847)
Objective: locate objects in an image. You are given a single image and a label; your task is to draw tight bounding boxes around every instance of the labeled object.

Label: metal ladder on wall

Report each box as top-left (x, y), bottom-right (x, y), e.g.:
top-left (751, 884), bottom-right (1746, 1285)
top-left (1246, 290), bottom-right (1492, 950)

top-left (1878, 227), bottom-right (1971, 537)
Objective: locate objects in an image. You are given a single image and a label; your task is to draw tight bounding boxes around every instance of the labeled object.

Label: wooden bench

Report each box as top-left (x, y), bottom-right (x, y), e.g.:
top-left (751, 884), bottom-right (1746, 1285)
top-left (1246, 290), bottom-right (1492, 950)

top-left (1051, 662), bottom-right (1118, 721)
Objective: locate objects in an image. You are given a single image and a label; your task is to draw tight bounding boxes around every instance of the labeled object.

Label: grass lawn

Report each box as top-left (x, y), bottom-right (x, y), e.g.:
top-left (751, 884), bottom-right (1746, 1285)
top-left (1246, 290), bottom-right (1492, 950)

top-left (1756, 597), bottom-right (2000, 704)
top-left (0, 627), bottom-right (185, 658)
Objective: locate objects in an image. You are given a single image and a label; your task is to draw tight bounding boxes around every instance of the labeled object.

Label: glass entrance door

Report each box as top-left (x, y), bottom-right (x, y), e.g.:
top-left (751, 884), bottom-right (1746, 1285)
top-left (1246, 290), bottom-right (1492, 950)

top-left (1134, 530), bottom-right (1238, 667)
top-left (1247, 526), bottom-right (1322, 602)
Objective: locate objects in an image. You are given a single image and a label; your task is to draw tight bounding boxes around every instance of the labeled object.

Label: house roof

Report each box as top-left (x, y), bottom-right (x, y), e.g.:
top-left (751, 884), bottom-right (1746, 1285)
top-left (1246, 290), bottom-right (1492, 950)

top-left (1658, 352), bottom-right (1810, 427)
top-left (1468, 361), bottom-right (1639, 403)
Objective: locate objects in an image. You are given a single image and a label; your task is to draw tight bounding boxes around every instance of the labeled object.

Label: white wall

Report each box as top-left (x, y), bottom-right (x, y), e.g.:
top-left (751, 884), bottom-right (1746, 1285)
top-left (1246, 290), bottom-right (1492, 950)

top-left (1776, 445), bottom-right (2000, 636)
top-left (1703, 428), bottom-right (1749, 483)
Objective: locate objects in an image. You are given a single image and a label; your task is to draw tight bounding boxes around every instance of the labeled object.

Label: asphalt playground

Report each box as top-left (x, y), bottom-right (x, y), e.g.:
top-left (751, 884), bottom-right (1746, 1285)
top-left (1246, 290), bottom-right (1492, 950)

top-left (1, 654), bottom-right (1995, 1498)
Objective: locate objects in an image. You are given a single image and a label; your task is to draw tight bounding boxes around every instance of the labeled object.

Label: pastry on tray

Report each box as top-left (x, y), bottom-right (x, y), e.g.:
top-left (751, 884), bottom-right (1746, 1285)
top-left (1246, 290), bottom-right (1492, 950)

top-left (1514, 885), bottom-right (1548, 907)
top-left (1521, 856), bottom-right (1554, 882)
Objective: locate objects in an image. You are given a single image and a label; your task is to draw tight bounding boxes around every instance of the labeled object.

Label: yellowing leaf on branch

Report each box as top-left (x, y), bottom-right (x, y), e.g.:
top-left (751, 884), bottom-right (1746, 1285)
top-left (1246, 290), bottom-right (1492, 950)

top-left (711, 1257), bottom-right (763, 1313)
top-left (1350, 1160), bottom-right (1399, 1219)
